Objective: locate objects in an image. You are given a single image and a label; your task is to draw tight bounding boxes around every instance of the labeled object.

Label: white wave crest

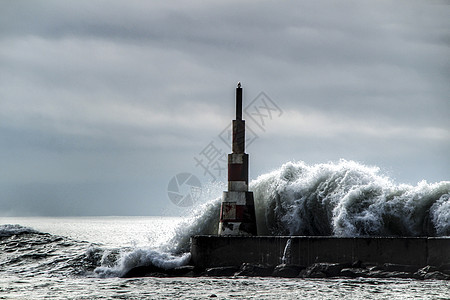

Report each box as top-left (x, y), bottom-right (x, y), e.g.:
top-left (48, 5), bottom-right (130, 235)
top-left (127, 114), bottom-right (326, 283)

top-left (251, 160), bottom-right (450, 237)
top-left (94, 248), bottom-right (191, 277)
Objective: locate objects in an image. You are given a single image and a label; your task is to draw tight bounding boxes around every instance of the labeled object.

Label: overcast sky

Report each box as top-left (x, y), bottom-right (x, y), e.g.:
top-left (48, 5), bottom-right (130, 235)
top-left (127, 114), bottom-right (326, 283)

top-left (1, 1), bottom-right (449, 216)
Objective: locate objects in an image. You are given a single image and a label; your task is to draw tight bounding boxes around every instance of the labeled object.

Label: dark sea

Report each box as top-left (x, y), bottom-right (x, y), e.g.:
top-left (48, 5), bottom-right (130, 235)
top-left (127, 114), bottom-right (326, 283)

top-left (1, 161), bottom-right (449, 299)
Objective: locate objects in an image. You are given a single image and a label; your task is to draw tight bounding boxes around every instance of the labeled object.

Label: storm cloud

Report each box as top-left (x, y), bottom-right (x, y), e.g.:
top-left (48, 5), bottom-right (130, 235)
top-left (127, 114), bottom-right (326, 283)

top-left (0, 1), bottom-right (449, 216)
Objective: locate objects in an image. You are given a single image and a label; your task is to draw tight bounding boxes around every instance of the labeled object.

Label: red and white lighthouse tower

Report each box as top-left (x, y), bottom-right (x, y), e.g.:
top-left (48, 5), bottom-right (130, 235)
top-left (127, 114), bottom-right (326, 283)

top-left (218, 83), bottom-right (257, 236)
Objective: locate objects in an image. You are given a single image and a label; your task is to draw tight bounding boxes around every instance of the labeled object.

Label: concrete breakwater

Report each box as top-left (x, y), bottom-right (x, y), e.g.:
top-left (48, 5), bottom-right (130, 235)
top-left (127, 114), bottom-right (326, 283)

top-left (120, 236), bottom-right (449, 279)
top-left (190, 236), bottom-right (450, 269)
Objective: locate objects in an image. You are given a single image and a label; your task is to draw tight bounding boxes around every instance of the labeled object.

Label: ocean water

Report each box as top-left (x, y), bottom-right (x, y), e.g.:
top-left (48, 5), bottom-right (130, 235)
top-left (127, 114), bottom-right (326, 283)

top-left (0, 216), bottom-right (181, 248)
top-left (1, 160), bottom-right (449, 299)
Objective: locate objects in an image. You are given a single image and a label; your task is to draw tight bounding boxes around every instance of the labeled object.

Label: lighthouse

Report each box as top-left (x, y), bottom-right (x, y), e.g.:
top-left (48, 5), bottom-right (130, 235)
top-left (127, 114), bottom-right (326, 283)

top-left (218, 83), bottom-right (257, 236)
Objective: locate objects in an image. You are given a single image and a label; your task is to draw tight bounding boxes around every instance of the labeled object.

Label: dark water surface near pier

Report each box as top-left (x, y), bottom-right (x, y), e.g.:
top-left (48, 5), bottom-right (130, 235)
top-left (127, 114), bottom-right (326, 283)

top-left (1, 217), bottom-right (449, 299)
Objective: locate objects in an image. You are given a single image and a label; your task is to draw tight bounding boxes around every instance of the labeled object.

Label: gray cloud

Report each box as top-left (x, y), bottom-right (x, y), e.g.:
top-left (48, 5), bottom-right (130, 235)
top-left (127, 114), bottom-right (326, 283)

top-left (0, 0), bottom-right (449, 216)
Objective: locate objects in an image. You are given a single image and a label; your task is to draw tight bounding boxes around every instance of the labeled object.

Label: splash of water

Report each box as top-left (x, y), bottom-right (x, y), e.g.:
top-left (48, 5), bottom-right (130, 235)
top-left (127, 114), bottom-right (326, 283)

top-left (94, 160), bottom-right (449, 276)
top-left (251, 160), bottom-right (449, 237)
top-left (281, 238), bottom-right (292, 264)
top-left (93, 198), bottom-right (221, 277)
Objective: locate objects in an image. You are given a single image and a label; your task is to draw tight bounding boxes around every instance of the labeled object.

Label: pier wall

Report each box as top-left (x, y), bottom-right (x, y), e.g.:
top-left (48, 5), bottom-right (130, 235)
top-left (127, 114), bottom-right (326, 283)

top-left (190, 236), bottom-right (450, 268)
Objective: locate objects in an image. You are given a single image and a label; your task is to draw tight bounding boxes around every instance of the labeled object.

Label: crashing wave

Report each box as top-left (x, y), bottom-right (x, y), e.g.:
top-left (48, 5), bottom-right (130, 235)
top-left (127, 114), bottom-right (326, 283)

top-left (97, 160), bottom-right (448, 276)
top-left (251, 160), bottom-right (450, 237)
top-left (4, 160), bottom-right (448, 277)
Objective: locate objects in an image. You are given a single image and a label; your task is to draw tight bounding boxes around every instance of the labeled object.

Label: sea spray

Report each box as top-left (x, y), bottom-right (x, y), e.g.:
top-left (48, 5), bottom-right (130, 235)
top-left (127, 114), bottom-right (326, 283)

top-left (251, 160), bottom-right (450, 237)
top-left (93, 198), bottom-right (221, 277)
top-left (164, 196), bottom-right (221, 253)
top-left (93, 248), bottom-right (191, 277)
top-left (93, 160), bottom-right (449, 277)
top-left (431, 193), bottom-right (450, 236)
